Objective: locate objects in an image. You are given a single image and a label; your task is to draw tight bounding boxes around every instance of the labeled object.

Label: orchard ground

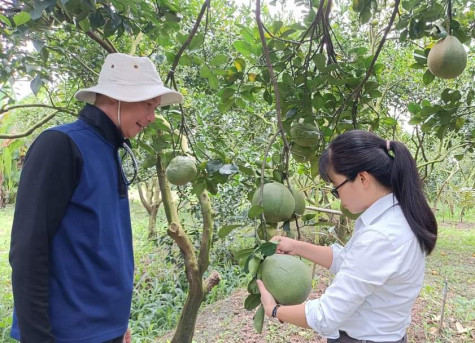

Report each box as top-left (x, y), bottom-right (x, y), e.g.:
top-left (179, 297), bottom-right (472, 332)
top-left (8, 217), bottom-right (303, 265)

top-left (0, 202), bottom-right (473, 343)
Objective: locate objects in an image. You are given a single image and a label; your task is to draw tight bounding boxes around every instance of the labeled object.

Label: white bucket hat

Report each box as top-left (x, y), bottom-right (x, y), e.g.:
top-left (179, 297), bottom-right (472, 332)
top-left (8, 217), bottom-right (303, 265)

top-left (75, 53), bottom-right (183, 107)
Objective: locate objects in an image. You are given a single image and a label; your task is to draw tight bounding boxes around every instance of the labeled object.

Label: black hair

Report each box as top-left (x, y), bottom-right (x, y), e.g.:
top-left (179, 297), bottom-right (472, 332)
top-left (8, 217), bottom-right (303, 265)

top-left (319, 130), bottom-right (437, 255)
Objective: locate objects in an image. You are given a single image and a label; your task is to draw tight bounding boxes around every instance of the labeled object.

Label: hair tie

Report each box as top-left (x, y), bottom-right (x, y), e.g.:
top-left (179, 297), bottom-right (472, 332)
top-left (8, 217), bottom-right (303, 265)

top-left (386, 140), bottom-right (391, 152)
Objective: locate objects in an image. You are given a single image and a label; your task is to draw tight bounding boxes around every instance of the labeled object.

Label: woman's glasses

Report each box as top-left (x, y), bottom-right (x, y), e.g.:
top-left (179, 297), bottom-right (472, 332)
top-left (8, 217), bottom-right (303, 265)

top-left (331, 178), bottom-right (350, 198)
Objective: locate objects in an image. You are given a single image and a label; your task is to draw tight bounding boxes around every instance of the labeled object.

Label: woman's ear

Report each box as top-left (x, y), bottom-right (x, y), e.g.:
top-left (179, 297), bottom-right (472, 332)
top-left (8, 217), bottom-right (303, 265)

top-left (358, 171), bottom-right (370, 186)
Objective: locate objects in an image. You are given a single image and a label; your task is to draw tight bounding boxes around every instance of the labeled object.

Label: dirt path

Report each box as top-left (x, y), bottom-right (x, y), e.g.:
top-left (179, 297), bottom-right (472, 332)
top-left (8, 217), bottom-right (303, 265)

top-left (158, 270), bottom-right (429, 343)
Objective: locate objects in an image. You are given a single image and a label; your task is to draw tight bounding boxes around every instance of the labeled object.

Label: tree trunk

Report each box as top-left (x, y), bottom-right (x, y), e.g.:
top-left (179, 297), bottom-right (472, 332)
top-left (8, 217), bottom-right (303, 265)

top-left (137, 178), bottom-right (162, 240)
top-left (156, 155), bottom-right (217, 343)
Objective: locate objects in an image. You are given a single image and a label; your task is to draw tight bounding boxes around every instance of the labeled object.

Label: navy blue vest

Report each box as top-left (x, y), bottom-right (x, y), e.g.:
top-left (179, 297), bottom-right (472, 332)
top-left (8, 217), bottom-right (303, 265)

top-left (12, 119), bottom-right (134, 342)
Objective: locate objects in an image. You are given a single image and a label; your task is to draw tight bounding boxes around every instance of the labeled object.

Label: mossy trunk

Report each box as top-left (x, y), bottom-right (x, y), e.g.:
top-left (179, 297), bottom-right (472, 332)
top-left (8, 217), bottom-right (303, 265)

top-left (156, 156), bottom-right (217, 343)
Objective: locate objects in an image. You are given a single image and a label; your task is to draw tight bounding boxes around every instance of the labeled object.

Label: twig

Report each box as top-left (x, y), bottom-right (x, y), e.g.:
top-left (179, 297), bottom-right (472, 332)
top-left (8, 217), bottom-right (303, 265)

top-left (165, 0), bottom-right (211, 85)
top-left (330, 0), bottom-right (400, 134)
top-left (436, 278), bottom-right (448, 338)
top-left (256, 0), bottom-right (290, 156)
top-left (0, 111), bottom-right (59, 139)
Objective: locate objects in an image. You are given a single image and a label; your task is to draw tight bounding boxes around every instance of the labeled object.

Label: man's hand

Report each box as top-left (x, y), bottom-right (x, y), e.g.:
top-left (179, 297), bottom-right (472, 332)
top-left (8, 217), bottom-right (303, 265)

top-left (256, 280), bottom-right (277, 317)
top-left (123, 328), bottom-right (131, 343)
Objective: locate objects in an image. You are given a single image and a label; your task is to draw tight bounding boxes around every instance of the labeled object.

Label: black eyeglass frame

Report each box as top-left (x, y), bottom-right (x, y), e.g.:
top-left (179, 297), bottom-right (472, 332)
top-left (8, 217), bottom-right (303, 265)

top-left (331, 178), bottom-right (350, 198)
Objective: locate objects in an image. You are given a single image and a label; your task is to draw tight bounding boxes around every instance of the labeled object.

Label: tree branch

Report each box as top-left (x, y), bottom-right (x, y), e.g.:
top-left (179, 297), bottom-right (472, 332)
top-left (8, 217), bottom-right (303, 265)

top-left (85, 30), bottom-right (117, 53)
top-left (0, 111), bottom-right (59, 139)
top-left (165, 0), bottom-right (211, 85)
top-left (256, 0), bottom-right (289, 150)
top-left (330, 0), bottom-right (400, 133)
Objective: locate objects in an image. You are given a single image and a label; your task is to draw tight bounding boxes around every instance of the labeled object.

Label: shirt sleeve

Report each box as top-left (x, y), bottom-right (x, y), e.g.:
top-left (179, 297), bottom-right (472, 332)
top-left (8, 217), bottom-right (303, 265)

top-left (305, 229), bottom-right (403, 336)
top-left (329, 243), bottom-right (345, 274)
top-left (9, 130), bottom-right (82, 342)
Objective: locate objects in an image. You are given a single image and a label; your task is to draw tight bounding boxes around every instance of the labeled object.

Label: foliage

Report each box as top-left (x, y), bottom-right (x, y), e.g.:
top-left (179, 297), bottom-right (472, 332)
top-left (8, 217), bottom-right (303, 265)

top-left (0, 0), bottom-right (474, 341)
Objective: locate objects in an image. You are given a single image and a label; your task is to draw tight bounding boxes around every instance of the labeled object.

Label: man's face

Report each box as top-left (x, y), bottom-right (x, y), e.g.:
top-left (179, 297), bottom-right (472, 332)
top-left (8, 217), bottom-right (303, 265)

top-left (119, 96), bottom-right (161, 138)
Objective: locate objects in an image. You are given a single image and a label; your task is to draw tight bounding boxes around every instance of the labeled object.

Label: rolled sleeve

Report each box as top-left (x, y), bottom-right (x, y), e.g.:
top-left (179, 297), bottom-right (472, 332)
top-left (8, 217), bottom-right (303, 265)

top-left (305, 230), bottom-right (402, 337)
top-left (329, 243), bottom-right (344, 274)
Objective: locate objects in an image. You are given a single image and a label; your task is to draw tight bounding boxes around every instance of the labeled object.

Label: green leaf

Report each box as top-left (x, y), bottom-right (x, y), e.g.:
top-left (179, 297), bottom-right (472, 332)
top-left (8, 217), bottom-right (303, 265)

top-left (314, 53), bottom-right (326, 71)
top-left (436, 110), bottom-right (452, 125)
top-left (0, 14), bottom-right (12, 27)
top-left (210, 54), bottom-right (228, 66)
top-left (30, 75), bottom-right (43, 95)
top-left (189, 33), bottom-right (204, 50)
top-left (218, 224), bottom-right (242, 238)
top-left (219, 164), bottom-right (239, 175)
top-left (247, 278), bottom-right (260, 294)
top-left (234, 247), bottom-right (255, 267)
top-left (380, 117), bottom-right (397, 126)
top-left (13, 12), bottom-right (31, 26)
top-left (247, 256), bottom-right (262, 276)
top-left (422, 69), bottom-right (435, 85)
top-left (258, 242), bottom-right (277, 256)
top-left (191, 181), bottom-right (206, 196)
top-left (245, 293), bottom-right (261, 311)
top-left (441, 89), bottom-right (461, 103)
top-left (233, 40), bottom-right (254, 56)
top-left (359, 6), bottom-right (371, 24)
top-left (234, 58), bottom-right (246, 72)
top-left (253, 305), bottom-right (265, 333)
top-left (206, 159), bottom-right (223, 173)
top-left (466, 89), bottom-right (474, 106)
top-left (248, 205), bottom-right (264, 219)
top-left (413, 50), bottom-right (427, 65)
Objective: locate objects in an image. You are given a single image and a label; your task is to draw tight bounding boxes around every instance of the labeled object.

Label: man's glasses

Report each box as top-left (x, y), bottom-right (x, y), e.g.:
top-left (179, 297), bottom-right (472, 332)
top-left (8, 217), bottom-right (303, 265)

top-left (119, 142), bottom-right (138, 186)
top-left (331, 178), bottom-right (350, 198)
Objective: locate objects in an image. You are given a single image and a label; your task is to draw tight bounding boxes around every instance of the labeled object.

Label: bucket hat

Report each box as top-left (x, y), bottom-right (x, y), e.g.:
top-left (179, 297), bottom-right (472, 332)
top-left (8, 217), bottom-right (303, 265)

top-left (75, 53), bottom-right (183, 107)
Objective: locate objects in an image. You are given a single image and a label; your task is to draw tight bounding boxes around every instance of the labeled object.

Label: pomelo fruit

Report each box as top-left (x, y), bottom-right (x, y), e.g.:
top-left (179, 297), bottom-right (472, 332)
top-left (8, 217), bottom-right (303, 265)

top-left (251, 183), bottom-right (295, 223)
top-left (257, 224), bottom-right (277, 241)
top-left (166, 156), bottom-right (197, 186)
top-left (290, 122), bottom-right (319, 147)
top-left (427, 36), bottom-right (467, 79)
top-left (291, 188), bottom-right (306, 216)
top-left (261, 254), bottom-right (312, 305)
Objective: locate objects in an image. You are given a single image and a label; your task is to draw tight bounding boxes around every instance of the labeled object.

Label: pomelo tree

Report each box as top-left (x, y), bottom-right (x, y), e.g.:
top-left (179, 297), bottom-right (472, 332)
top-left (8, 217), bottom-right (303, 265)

top-left (0, 0), bottom-right (474, 341)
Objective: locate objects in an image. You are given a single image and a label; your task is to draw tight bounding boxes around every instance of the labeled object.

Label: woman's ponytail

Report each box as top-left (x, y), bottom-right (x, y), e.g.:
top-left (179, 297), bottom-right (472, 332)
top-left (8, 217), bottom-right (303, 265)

top-left (389, 141), bottom-right (437, 254)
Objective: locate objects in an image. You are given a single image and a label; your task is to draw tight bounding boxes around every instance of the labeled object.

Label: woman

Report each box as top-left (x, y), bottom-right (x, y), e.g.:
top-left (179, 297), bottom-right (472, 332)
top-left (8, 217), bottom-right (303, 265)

top-left (257, 130), bottom-right (437, 343)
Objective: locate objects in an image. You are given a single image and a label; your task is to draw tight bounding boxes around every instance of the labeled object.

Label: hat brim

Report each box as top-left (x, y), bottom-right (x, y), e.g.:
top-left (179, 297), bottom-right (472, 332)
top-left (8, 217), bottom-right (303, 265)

top-left (75, 84), bottom-right (183, 107)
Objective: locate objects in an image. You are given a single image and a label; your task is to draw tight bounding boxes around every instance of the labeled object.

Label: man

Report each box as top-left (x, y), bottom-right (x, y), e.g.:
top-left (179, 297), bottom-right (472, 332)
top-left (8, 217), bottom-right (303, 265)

top-left (9, 53), bottom-right (183, 342)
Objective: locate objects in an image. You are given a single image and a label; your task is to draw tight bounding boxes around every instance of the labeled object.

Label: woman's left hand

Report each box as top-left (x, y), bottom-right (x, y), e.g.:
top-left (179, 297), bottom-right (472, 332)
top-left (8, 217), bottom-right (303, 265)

top-left (256, 280), bottom-right (277, 317)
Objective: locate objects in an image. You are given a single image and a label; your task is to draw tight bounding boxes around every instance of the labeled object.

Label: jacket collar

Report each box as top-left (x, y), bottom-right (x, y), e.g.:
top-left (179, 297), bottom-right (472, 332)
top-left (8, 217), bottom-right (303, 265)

top-left (78, 104), bottom-right (125, 148)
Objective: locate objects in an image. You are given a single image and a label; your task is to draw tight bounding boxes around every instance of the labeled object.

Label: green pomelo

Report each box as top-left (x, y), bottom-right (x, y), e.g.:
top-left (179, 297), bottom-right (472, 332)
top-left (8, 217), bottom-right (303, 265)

top-left (290, 122), bottom-right (319, 147)
top-left (261, 254), bottom-right (312, 305)
top-left (257, 224), bottom-right (277, 241)
top-left (339, 203), bottom-right (362, 220)
top-left (427, 36), bottom-right (467, 79)
top-left (291, 188), bottom-right (306, 216)
top-left (251, 183), bottom-right (295, 223)
top-left (291, 144), bottom-right (315, 163)
top-left (166, 156), bottom-right (197, 186)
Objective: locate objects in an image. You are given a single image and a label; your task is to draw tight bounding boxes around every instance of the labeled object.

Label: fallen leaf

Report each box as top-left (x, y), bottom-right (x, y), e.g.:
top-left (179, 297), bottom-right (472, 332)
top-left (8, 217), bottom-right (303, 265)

top-left (455, 322), bottom-right (468, 334)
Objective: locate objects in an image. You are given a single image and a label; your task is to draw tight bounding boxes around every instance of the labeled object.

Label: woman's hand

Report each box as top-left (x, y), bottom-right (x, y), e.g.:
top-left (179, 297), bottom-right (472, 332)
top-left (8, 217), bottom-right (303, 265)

top-left (256, 280), bottom-right (277, 317)
top-left (272, 235), bottom-right (299, 255)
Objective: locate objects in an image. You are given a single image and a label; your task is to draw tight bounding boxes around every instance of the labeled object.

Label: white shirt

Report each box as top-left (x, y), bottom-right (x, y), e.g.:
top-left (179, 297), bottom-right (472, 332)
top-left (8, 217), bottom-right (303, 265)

top-left (305, 193), bottom-right (426, 341)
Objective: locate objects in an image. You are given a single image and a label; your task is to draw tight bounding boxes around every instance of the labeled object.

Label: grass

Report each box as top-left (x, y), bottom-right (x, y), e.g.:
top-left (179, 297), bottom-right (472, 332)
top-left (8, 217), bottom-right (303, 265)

top-left (0, 202), bottom-right (473, 342)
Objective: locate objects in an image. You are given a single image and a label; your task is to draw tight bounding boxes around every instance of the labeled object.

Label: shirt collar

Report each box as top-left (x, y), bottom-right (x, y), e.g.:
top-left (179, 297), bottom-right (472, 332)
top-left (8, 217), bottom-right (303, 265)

top-left (357, 193), bottom-right (398, 228)
top-left (78, 104), bottom-right (125, 147)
